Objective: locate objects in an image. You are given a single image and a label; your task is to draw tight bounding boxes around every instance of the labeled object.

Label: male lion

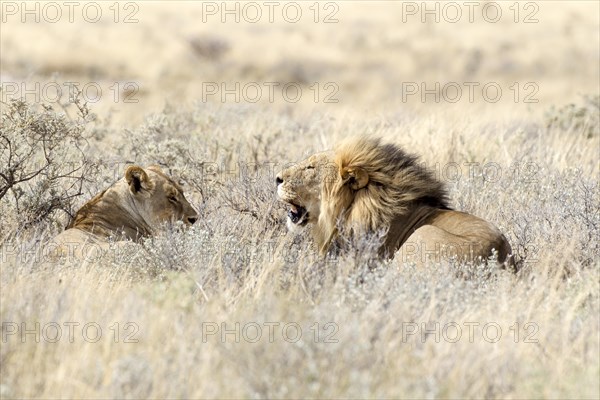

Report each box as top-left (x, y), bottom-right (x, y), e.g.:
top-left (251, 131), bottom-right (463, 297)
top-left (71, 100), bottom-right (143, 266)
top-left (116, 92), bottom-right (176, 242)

top-left (276, 137), bottom-right (514, 269)
top-left (48, 165), bottom-right (198, 263)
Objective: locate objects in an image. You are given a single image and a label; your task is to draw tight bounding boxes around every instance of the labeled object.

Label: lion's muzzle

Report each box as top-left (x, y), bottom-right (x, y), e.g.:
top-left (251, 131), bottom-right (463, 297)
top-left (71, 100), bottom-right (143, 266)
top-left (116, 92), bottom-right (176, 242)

top-left (277, 175), bottom-right (309, 227)
top-left (287, 203), bottom-right (308, 226)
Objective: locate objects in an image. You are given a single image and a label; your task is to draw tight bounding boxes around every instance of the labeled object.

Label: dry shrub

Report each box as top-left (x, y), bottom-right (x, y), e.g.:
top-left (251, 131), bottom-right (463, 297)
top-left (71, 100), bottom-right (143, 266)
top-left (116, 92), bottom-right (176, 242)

top-left (0, 98), bottom-right (96, 240)
top-left (545, 94), bottom-right (600, 138)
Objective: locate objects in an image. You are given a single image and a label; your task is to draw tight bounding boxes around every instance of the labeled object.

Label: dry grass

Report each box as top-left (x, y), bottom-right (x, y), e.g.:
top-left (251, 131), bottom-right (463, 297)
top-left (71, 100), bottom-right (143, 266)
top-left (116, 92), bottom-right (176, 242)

top-left (1, 2), bottom-right (599, 399)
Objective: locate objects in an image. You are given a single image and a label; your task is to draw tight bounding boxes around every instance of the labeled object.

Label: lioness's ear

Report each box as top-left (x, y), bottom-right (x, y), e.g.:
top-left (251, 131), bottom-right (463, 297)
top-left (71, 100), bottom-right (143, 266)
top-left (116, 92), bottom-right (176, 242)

top-left (125, 166), bottom-right (152, 193)
top-left (341, 167), bottom-right (369, 190)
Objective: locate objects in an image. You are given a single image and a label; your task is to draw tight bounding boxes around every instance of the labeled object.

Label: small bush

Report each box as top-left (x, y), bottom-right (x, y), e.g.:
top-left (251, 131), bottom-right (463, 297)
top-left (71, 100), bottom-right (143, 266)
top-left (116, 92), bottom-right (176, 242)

top-left (545, 94), bottom-right (600, 138)
top-left (0, 98), bottom-right (96, 240)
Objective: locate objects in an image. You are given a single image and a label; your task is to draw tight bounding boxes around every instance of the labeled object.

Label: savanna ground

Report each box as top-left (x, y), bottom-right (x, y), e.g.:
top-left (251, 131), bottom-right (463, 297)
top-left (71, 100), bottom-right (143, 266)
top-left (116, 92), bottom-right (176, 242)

top-left (1, 1), bottom-right (599, 399)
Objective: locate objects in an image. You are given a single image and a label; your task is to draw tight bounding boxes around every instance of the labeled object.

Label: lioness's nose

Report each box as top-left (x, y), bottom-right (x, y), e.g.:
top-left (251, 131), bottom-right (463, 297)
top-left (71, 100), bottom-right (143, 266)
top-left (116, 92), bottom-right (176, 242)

top-left (276, 176), bottom-right (283, 185)
top-left (187, 216), bottom-right (198, 225)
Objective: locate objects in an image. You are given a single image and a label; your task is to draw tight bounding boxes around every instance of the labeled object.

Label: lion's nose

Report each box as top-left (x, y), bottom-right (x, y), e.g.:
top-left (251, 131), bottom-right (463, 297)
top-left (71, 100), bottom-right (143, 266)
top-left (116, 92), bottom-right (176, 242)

top-left (187, 216), bottom-right (198, 225)
top-left (276, 176), bottom-right (283, 185)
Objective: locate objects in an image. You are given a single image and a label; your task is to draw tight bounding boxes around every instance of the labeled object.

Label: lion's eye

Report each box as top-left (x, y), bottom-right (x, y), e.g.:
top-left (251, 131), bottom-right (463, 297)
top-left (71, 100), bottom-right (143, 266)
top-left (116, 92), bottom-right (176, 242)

top-left (168, 195), bottom-right (178, 203)
top-left (306, 166), bottom-right (315, 170)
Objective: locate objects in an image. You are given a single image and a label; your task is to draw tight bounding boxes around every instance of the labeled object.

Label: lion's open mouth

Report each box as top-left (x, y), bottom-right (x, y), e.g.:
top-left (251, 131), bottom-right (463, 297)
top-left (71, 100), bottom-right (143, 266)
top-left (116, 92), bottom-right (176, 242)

top-left (287, 203), bottom-right (309, 226)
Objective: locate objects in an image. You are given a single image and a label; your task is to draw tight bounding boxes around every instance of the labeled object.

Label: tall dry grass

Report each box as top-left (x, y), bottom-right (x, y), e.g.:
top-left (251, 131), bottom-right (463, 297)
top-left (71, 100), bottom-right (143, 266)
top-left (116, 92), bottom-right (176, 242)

top-left (2, 98), bottom-right (598, 398)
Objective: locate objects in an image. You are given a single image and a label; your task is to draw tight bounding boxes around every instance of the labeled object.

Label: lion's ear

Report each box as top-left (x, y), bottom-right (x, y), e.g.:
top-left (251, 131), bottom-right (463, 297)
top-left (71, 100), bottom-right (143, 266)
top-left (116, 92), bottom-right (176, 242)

top-left (125, 166), bottom-right (152, 193)
top-left (341, 167), bottom-right (369, 190)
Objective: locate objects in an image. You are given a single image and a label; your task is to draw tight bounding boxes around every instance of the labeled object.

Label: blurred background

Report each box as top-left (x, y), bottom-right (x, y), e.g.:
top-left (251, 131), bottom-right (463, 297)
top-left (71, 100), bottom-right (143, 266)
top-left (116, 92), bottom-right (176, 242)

top-left (2, 1), bottom-right (598, 127)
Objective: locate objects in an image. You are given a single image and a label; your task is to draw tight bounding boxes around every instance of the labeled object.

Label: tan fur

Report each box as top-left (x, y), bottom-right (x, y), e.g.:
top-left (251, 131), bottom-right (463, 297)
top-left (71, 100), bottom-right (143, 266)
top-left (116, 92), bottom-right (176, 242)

top-left (49, 165), bottom-right (198, 263)
top-left (276, 137), bottom-right (514, 269)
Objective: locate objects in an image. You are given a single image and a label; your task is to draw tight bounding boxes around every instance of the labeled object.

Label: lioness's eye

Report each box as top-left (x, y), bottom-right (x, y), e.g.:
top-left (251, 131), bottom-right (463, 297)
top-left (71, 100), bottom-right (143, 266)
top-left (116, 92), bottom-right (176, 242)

top-left (168, 195), bottom-right (178, 203)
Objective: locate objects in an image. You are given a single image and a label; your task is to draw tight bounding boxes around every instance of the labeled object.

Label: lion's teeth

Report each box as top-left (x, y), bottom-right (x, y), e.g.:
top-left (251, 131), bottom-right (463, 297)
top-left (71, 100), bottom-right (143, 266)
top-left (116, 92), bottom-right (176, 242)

top-left (289, 204), bottom-right (298, 213)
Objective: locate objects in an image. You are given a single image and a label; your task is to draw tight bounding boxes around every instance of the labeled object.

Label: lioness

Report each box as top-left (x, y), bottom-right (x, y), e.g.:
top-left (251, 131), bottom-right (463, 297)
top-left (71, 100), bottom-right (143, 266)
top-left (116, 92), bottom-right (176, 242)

top-left (48, 165), bottom-right (198, 263)
top-left (276, 137), bottom-right (514, 269)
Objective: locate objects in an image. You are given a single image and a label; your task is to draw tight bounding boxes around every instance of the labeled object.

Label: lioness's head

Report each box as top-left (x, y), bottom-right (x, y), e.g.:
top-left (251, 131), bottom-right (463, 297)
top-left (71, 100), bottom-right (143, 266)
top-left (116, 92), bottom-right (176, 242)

top-left (68, 165), bottom-right (198, 240)
top-left (124, 165), bottom-right (198, 228)
top-left (275, 152), bottom-right (335, 231)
